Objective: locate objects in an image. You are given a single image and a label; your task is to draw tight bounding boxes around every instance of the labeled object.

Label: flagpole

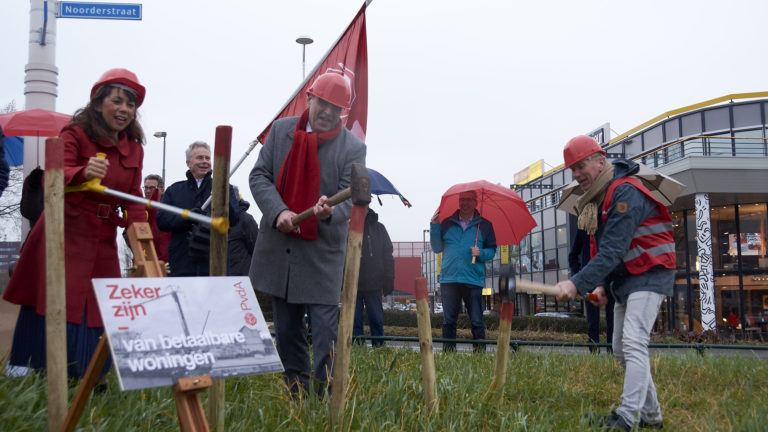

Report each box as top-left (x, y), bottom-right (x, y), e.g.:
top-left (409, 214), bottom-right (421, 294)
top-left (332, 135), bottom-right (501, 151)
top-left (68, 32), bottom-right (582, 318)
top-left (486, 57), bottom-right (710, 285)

top-left (260, 1), bottom-right (370, 134)
top-left (199, 1), bottom-right (370, 212)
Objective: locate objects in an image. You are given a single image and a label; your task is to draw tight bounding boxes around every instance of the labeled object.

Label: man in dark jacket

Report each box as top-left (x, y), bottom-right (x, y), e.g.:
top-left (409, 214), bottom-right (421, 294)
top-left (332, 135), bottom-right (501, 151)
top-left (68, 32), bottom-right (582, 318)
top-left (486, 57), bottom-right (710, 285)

top-left (569, 228), bottom-right (614, 353)
top-left (0, 127), bottom-right (11, 197)
top-left (157, 141), bottom-right (239, 276)
top-left (353, 209), bottom-right (394, 347)
top-left (228, 186), bottom-right (259, 276)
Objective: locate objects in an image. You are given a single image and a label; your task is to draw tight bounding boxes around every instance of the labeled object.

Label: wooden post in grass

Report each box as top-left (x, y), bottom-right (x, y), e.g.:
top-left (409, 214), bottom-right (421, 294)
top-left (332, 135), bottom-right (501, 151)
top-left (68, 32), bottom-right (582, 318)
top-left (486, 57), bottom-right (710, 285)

top-left (207, 126), bottom-right (233, 431)
top-left (415, 277), bottom-right (438, 415)
top-left (330, 164), bottom-right (371, 425)
top-left (490, 302), bottom-right (513, 398)
top-left (44, 137), bottom-right (67, 432)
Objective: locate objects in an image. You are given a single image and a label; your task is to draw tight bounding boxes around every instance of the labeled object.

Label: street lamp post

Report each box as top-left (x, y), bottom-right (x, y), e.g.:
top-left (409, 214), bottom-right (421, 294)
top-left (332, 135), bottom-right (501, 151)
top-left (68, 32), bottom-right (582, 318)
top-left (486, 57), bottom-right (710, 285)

top-left (295, 35), bottom-right (314, 79)
top-left (153, 131), bottom-right (167, 184)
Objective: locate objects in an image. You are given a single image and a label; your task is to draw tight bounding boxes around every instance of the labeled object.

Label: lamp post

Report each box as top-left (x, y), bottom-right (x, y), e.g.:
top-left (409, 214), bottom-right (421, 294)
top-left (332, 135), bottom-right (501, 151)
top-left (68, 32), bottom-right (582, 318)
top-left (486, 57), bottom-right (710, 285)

top-left (296, 35), bottom-right (314, 79)
top-left (153, 131), bottom-right (167, 184)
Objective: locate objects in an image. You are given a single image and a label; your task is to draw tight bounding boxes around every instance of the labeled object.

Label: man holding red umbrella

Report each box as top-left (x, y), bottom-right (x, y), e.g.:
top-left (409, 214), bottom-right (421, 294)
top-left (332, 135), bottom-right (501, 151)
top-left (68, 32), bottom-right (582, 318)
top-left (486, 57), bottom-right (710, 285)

top-left (430, 190), bottom-right (496, 352)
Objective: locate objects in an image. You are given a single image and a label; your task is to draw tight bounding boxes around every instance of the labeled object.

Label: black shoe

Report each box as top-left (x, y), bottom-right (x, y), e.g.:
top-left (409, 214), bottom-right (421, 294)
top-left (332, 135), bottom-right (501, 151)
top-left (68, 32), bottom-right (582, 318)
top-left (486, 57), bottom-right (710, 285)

top-left (603, 413), bottom-right (632, 431)
top-left (639, 418), bottom-right (664, 429)
top-left (584, 411), bottom-right (632, 431)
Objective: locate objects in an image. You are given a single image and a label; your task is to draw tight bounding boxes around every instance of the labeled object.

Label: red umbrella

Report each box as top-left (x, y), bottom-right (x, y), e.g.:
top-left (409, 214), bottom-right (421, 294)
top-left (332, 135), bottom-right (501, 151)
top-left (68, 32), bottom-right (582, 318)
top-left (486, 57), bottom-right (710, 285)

top-left (437, 180), bottom-right (536, 246)
top-left (0, 108), bottom-right (72, 137)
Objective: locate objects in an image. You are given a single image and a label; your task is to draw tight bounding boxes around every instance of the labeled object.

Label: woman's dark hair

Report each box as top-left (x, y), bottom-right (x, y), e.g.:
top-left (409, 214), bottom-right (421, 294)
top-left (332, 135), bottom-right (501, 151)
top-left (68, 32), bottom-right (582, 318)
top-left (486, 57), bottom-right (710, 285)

top-left (69, 84), bottom-right (145, 145)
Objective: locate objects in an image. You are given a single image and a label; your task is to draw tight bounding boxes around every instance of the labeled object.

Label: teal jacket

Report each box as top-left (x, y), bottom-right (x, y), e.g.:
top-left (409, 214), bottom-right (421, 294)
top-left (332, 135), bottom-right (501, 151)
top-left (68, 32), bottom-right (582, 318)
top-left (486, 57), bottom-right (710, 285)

top-left (431, 210), bottom-right (496, 287)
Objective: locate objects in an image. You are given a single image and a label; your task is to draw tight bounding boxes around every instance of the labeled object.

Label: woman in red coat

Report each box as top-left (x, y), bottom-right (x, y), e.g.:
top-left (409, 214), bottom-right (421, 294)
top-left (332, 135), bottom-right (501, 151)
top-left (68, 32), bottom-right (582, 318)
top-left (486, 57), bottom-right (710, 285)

top-left (3, 68), bottom-right (147, 379)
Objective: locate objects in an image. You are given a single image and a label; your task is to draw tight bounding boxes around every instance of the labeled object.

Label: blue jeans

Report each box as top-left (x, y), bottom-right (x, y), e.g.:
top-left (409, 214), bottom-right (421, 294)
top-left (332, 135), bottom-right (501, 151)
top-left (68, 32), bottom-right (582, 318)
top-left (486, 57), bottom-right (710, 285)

top-left (353, 290), bottom-right (384, 346)
top-left (440, 283), bottom-right (485, 351)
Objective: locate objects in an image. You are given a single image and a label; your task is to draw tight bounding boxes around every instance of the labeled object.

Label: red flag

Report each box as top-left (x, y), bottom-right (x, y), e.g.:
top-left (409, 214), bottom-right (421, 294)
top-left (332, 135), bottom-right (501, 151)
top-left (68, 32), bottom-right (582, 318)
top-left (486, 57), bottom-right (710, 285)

top-left (257, 2), bottom-right (368, 144)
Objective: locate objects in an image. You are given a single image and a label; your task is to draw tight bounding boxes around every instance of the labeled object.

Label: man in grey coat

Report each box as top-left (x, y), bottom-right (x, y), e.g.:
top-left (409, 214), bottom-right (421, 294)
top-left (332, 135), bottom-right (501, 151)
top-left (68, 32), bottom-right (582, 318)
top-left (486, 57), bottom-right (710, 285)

top-left (249, 72), bottom-right (366, 397)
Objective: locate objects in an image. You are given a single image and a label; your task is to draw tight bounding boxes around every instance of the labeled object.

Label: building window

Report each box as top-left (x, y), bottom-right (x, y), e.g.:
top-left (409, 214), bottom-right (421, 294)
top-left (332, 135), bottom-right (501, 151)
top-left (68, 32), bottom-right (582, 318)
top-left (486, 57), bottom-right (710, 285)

top-left (681, 112), bottom-right (702, 137)
top-left (543, 249), bottom-right (557, 270)
top-left (664, 118), bottom-right (680, 142)
top-left (624, 137), bottom-right (641, 158)
top-left (732, 103), bottom-right (762, 129)
top-left (703, 107), bottom-right (730, 133)
top-left (733, 129), bottom-right (765, 157)
top-left (643, 125), bottom-right (663, 151)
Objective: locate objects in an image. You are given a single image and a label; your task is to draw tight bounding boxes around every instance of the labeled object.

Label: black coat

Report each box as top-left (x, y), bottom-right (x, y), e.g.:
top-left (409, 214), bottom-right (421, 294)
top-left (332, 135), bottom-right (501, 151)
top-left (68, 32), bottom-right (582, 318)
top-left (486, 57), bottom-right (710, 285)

top-left (228, 199), bottom-right (258, 276)
top-left (157, 170), bottom-right (240, 276)
top-left (357, 209), bottom-right (394, 294)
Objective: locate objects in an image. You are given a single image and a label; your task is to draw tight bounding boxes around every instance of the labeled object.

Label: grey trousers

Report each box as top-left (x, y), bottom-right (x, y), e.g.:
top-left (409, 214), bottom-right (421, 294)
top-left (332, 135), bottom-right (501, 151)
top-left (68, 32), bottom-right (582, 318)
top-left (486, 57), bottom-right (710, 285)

top-left (613, 290), bottom-right (665, 426)
top-left (272, 297), bottom-right (338, 394)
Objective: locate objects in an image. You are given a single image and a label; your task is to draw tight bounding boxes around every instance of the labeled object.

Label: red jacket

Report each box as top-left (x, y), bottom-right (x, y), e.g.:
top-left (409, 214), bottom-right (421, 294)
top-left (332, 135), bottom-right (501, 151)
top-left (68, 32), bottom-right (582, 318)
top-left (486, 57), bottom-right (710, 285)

top-left (601, 177), bottom-right (675, 275)
top-left (3, 126), bottom-right (145, 327)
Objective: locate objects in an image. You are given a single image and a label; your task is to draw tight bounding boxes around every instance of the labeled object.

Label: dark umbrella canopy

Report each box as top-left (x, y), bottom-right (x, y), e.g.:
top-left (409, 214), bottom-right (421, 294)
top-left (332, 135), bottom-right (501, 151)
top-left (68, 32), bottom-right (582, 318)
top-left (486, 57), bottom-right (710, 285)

top-left (0, 109), bottom-right (72, 137)
top-left (368, 167), bottom-right (411, 207)
top-left (437, 180), bottom-right (536, 246)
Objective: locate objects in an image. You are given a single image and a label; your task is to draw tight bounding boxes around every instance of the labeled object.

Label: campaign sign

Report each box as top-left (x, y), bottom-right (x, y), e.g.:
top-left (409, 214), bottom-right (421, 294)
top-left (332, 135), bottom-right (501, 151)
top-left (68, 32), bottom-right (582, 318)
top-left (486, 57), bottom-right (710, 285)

top-left (92, 276), bottom-right (282, 391)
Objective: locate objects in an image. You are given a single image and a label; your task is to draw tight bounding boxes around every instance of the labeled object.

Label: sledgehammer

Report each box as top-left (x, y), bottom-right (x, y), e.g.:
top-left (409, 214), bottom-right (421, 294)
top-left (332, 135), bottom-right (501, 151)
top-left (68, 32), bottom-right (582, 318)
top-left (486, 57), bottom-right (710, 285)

top-left (497, 264), bottom-right (598, 302)
top-left (290, 164), bottom-right (370, 227)
top-left (330, 164), bottom-right (370, 425)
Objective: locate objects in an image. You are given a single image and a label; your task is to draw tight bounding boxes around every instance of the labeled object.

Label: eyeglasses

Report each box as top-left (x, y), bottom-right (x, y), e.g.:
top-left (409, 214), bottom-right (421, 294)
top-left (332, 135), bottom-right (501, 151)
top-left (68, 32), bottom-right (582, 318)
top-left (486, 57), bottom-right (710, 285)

top-left (143, 186), bottom-right (157, 191)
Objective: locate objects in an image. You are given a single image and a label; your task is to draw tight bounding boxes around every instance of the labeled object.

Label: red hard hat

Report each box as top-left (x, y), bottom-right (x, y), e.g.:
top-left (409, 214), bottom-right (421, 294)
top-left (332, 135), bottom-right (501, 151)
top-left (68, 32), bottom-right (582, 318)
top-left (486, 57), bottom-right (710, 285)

top-left (563, 135), bottom-right (606, 168)
top-left (307, 72), bottom-right (351, 109)
top-left (90, 68), bottom-right (146, 107)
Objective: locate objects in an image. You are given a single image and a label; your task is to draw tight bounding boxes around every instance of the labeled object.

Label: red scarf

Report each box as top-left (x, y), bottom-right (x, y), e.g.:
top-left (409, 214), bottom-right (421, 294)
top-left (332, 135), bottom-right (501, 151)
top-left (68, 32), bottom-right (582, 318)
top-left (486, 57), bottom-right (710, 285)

top-left (276, 109), bottom-right (341, 240)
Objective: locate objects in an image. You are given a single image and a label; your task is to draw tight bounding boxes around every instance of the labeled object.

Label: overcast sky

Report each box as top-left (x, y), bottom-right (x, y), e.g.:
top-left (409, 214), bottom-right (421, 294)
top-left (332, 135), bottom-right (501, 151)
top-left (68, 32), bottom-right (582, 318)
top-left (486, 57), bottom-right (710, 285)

top-left (2, 0), bottom-right (767, 241)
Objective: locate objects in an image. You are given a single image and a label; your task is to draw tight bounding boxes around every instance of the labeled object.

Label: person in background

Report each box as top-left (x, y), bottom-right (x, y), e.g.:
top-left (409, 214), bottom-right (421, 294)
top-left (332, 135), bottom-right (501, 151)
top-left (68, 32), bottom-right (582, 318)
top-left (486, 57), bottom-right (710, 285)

top-left (353, 208), bottom-right (394, 347)
top-left (0, 126), bottom-right (10, 198)
top-left (227, 185), bottom-right (259, 276)
top-left (569, 228), bottom-right (614, 353)
top-left (3, 68), bottom-right (148, 379)
top-left (430, 190), bottom-right (497, 352)
top-left (248, 72), bottom-right (366, 397)
top-left (556, 135), bottom-right (674, 431)
top-left (143, 173), bottom-right (170, 263)
top-left (157, 141), bottom-right (239, 276)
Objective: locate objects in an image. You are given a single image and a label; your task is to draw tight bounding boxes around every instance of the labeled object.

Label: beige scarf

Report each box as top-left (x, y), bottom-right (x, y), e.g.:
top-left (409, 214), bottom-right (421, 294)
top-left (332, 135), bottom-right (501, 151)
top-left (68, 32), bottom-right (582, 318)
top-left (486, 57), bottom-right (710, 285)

top-left (575, 163), bottom-right (614, 235)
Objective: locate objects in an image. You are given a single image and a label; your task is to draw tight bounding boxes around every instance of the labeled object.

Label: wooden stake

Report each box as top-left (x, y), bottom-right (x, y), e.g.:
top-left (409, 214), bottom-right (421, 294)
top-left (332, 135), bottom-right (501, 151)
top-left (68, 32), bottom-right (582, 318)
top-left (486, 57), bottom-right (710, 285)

top-left (415, 277), bottom-right (438, 415)
top-left (173, 376), bottom-right (213, 432)
top-left (44, 137), bottom-right (67, 432)
top-left (330, 204), bottom-right (368, 425)
top-left (207, 125), bottom-right (232, 431)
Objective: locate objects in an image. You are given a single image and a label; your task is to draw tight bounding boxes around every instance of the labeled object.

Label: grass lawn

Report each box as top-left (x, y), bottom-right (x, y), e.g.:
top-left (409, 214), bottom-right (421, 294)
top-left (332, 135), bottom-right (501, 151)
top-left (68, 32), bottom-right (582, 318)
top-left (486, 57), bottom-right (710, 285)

top-left (2, 342), bottom-right (767, 431)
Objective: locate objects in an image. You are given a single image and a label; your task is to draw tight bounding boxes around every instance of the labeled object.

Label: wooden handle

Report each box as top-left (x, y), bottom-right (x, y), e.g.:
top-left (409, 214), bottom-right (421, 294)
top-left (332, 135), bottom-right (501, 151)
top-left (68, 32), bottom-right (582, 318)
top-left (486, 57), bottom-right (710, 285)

top-left (290, 187), bottom-right (352, 226)
top-left (515, 278), bottom-right (560, 297)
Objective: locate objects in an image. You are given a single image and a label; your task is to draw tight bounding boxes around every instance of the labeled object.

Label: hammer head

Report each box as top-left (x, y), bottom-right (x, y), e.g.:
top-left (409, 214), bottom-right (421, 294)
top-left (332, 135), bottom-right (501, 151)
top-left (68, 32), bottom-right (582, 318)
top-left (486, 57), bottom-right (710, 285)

top-left (350, 163), bottom-right (371, 206)
top-left (498, 263), bottom-right (516, 302)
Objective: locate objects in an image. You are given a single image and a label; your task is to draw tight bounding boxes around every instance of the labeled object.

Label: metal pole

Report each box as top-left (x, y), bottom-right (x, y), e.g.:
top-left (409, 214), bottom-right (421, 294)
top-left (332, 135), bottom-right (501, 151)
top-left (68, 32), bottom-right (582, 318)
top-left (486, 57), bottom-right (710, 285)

top-left (162, 135), bottom-right (166, 185)
top-left (296, 35), bottom-right (314, 80)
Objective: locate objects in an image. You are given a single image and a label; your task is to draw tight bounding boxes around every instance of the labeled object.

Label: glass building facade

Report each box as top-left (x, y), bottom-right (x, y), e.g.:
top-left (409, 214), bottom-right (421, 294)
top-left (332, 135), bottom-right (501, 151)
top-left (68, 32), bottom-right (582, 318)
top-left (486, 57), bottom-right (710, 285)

top-left (513, 97), bottom-right (768, 334)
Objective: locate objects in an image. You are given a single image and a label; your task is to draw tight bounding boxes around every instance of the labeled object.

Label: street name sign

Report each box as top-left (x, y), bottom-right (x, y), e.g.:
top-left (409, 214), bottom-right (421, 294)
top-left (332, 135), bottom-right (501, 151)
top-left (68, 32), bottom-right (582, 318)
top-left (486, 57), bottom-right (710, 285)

top-left (58, 2), bottom-right (142, 20)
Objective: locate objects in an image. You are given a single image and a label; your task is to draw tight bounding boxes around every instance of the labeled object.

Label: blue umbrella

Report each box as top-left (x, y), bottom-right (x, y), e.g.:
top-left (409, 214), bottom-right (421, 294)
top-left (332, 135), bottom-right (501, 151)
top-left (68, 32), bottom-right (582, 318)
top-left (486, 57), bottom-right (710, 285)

top-left (367, 168), bottom-right (411, 207)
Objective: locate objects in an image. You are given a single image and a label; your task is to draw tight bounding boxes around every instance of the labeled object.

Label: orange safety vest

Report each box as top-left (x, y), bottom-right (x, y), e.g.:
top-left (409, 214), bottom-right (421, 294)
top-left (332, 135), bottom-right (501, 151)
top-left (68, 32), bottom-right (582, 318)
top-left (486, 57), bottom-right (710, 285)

top-left (593, 176), bottom-right (676, 275)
